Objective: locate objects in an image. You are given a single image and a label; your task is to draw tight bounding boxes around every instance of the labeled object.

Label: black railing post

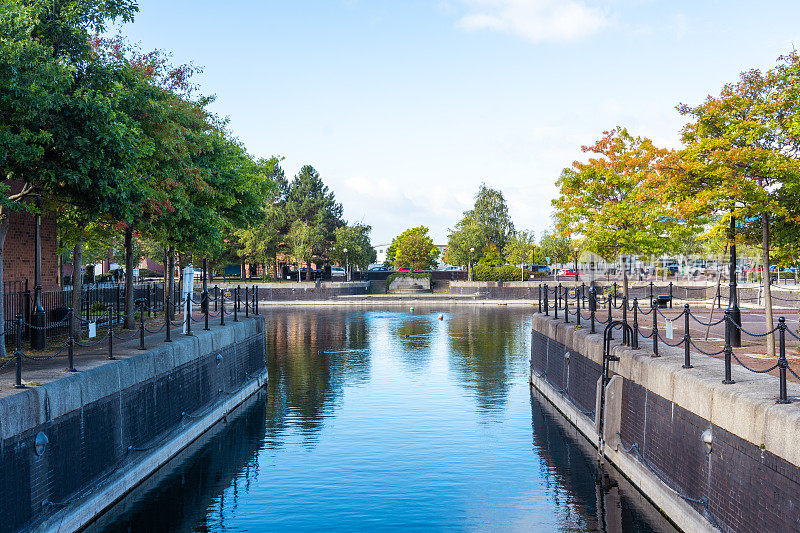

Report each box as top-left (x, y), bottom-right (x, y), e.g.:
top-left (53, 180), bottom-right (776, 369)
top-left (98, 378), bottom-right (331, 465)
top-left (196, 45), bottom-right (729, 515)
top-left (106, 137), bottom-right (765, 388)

top-left (254, 285), bottom-right (259, 315)
top-left (237, 285), bottom-right (241, 313)
top-left (613, 282), bottom-right (618, 307)
top-left (139, 300), bottom-right (146, 350)
top-left (716, 284), bottom-right (722, 309)
top-left (544, 284), bottom-right (549, 316)
top-left (632, 298), bottom-right (639, 349)
top-left (15, 314), bottom-right (24, 388)
top-left (649, 282), bottom-right (654, 309)
top-left (165, 296), bottom-right (172, 342)
top-left (576, 287), bottom-right (581, 327)
top-left (245, 285), bottom-right (249, 318)
top-left (622, 296), bottom-right (630, 345)
top-left (538, 284), bottom-right (542, 313)
top-left (682, 304), bottom-right (692, 369)
top-left (778, 317), bottom-right (790, 403)
top-left (589, 287), bottom-right (596, 334)
top-left (186, 292), bottom-right (192, 335)
top-left (564, 286), bottom-right (569, 324)
top-left (554, 285), bottom-right (559, 320)
top-left (214, 285), bottom-right (219, 312)
top-left (203, 290), bottom-right (210, 331)
top-left (607, 292), bottom-right (612, 324)
top-left (115, 284), bottom-right (121, 324)
top-left (669, 282), bottom-right (673, 308)
top-left (233, 287), bottom-right (239, 322)
top-left (107, 304), bottom-right (115, 360)
top-left (723, 309), bottom-right (734, 383)
top-left (148, 283), bottom-right (153, 318)
top-left (67, 307), bottom-right (76, 372)
top-left (652, 300), bottom-right (659, 357)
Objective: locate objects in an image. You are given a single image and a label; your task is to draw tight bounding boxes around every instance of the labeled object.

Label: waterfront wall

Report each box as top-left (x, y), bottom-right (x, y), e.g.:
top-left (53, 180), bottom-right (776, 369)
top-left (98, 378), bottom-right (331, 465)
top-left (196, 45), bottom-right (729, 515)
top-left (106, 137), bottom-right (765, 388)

top-left (0, 317), bottom-right (266, 533)
top-left (255, 281), bottom-right (369, 301)
top-left (530, 313), bottom-right (800, 533)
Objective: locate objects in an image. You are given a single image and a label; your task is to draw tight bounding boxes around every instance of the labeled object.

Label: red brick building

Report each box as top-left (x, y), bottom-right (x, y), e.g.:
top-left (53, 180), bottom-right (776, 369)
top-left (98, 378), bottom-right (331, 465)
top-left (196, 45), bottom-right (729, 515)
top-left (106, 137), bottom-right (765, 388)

top-left (3, 209), bottom-right (58, 289)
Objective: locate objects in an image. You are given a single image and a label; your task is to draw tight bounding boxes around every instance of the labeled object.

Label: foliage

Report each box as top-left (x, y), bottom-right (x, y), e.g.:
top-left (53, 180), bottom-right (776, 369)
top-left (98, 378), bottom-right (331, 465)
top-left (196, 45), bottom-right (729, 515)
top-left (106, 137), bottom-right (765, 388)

top-left (331, 223), bottom-right (376, 270)
top-left (503, 231), bottom-right (536, 266)
top-left (288, 220), bottom-right (322, 267)
top-left (444, 183), bottom-right (514, 266)
top-left (537, 231), bottom-right (573, 265)
top-left (389, 226), bottom-right (439, 270)
top-left (478, 243), bottom-right (504, 266)
top-left (471, 265), bottom-right (531, 281)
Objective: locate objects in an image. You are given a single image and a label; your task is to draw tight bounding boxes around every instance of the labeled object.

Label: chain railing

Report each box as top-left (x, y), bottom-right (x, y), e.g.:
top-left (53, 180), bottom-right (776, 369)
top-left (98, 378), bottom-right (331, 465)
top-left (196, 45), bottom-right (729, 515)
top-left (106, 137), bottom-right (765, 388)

top-left (3, 285), bottom-right (261, 388)
top-left (537, 283), bottom-right (800, 404)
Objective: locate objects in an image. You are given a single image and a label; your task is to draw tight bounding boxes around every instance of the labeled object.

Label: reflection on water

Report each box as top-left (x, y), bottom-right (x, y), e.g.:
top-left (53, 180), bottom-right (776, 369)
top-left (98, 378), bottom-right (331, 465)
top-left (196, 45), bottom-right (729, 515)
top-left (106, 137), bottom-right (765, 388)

top-left (98, 305), bottom-right (677, 532)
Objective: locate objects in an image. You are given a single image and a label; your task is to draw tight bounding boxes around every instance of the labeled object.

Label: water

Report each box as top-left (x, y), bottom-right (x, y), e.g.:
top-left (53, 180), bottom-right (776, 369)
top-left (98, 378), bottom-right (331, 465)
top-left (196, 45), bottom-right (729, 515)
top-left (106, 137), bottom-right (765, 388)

top-left (94, 306), bottom-right (677, 532)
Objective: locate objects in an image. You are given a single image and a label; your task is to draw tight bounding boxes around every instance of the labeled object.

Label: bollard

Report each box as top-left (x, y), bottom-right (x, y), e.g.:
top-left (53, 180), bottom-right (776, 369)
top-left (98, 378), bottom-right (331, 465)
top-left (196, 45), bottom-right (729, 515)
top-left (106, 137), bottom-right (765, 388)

top-left (214, 285), bottom-right (219, 312)
top-left (581, 283), bottom-right (586, 308)
top-left (777, 317), bottom-right (790, 403)
top-left (255, 285), bottom-right (259, 315)
top-left (716, 284), bottom-right (722, 309)
top-left (723, 310), bottom-right (734, 383)
top-left (237, 285), bottom-right (241, 312)
top-left (203, 290), bottom-right (210, 331)
top-left (564, 286), bottom-right (569, 324)
top-left (621, 296), bottom-right (629, 345)
top-left (108, 304), bottom-right (115, 360)
top-left (652, 300), bottom-right (659, 357)
top-left (554, 286), bottom-right (559, 320)
top-left (613, 282), bottom-right (618, 307)
top-left (67, 307), bottom-right (76, 372)
top-left (682, 304), bottom-right (692, 369)
top-left (139, 301), bottom-right (146, 350)
top-left (186, 292), bottom-right (192, 335)
top-left (165, 296), bottom-right (172, 342)
top-left (234, 287), bottom-right (239, 322)
top-left (544, 284), bottom-right (549, 316)
top-left (15, 314), bottom-right (24, 388)
top-left (649, 282), bottom-right (654, 309)
top-left (576, 287), bottom-right (581, 327)
top-left (669, 282), bottom-right (673, 308)
top-left (607, 291), bottom-right (612, 325)
top-left (245, 285), bottom-right (249, 318)
top-left (589, 287), bottom-right (596, 334)
top-left (632, 298), bottom-right (639, 349)
top-left (220, 289), bottom-right (226, 326)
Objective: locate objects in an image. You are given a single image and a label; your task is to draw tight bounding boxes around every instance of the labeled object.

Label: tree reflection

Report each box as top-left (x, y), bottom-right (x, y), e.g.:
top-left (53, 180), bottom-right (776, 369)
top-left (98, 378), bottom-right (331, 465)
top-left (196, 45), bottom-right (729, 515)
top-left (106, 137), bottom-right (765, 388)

top-left (447, 307), bottom-right (530, 416)
top-left (264, 309), bottom-right (370, 446)
top-left (390, 315), bottom-right (434, 373)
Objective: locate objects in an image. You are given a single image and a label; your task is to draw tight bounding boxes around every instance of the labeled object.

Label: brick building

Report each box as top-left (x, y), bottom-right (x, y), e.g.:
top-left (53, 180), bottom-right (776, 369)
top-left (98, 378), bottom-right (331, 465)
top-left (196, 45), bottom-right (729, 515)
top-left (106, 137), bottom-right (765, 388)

top-left (3, 209), bottom-right (58, 289)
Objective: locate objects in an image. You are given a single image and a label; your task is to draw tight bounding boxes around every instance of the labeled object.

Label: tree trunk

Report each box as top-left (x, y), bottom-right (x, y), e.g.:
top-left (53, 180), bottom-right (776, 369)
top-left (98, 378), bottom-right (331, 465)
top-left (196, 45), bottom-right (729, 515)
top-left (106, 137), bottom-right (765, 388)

top-left (0, 219), bottom-right (9, 358)
top-left (761, 213), bottom-right (775, 357)
top-left (71, 234), bottom-right (83, 340)
top-left (124, 227), bottom-right (135, 329)
top-left (306, 259), bottom-right (312, 281)
top-left (57, 234), bottom-right (63, 288)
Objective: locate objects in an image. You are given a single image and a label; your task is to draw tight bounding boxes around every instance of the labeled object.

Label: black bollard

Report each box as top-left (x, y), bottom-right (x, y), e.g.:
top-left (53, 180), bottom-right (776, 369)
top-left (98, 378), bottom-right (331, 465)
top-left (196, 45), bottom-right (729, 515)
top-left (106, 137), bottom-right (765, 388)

top-left (15, 314), bottom-right (24, 388)
top-left (652, 300), bottom-right (659, 357)
top-left (204, 290), bottom-right (210, 331)
top-left (777, 317), bottom-right (790, 403)
top-left (165, 296), bottom-right (172, 342)
top-left (723, 310), bottom-right (734, 383)
top-left (67, 307), bottom-right (76, 372)
top-left (682, 304), bottom-right (692, 369)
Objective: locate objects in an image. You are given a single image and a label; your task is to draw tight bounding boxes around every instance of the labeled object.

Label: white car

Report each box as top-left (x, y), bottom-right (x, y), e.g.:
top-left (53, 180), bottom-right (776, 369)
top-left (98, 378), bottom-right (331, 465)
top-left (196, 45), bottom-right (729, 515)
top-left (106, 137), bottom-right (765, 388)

top-left (331, 266), bottom-right (346, 277)
top-left (442, 265), bottom-right (463, 271)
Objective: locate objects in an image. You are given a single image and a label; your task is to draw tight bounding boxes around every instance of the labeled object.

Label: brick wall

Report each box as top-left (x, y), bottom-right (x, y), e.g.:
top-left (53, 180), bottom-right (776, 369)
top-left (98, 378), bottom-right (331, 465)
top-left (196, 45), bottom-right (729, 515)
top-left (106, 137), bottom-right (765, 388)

top-left (3, 209), bottom-right (58, 288)
top-left (533, 327), bottom-right (800, 532)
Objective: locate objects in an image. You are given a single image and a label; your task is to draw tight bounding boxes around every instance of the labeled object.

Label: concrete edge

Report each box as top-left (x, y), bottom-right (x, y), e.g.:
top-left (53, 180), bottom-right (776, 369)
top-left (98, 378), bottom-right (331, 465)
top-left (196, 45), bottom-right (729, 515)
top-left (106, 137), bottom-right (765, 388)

top-left (530, 371), bottom-right (716, 533)
top-left (35, 368), bottom-right (268, 533)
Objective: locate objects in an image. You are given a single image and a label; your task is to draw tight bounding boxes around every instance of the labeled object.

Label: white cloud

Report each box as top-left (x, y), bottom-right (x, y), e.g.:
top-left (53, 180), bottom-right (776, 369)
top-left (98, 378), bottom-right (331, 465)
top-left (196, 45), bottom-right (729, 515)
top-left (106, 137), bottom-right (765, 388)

top-left (455, 0), bottom-right (609, 43)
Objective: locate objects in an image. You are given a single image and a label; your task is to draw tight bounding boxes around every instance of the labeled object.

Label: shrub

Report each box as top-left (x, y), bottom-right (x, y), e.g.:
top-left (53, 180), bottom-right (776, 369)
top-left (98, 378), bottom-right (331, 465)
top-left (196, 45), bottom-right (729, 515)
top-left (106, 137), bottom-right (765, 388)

top-left (90, 301), bottom-right (107, 313)
top-left (471, 265), bottom-right (531, 281)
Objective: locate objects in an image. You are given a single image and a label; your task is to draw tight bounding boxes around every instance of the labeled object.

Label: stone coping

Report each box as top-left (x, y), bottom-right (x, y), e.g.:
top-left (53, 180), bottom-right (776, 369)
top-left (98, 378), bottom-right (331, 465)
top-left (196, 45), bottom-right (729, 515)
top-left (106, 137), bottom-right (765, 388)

top-left (533, 313), bottom-right (800, 468)
top-left (0, 317), bottom-right (264, 442)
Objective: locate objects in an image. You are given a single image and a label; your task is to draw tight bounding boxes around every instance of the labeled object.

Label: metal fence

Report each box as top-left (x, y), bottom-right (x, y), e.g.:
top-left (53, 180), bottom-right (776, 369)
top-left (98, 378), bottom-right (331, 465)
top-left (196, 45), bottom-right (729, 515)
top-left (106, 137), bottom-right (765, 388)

top-left (2, 282), bottom-right (180, 345)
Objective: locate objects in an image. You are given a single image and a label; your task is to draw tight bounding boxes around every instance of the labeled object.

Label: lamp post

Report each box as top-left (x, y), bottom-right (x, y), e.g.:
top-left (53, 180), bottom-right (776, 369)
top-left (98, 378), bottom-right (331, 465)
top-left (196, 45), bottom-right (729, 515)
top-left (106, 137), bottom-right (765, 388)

top-left (469, 248), bottom-right (475, 281)
top-left (31, 194), bottom-right (45, 349)
top-left (729, 212), bottom-right (741, 347)
top-left (573, 248), bottom-right (579, 282)
top-left (343, 247), bottom-right (349, 282)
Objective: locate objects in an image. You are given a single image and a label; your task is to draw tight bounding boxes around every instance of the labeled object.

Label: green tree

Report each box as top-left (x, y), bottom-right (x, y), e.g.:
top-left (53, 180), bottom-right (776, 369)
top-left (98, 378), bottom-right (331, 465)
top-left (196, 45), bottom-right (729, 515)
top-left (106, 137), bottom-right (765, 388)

top-left (288, 220), bottom-right (322, 280)
top-left (662, 53), bottom-right (800, 355)
top-left (285, 165), bottom-right (343, 279)
top-left (504, 231), bottom-right (537, 277)
top-left (390, 226), bottom-right (439, 270)
top-left (444, 183), bottom-right (515, 267)
top-left (1, 0), bottom-right (141, 344)
top-left (538, 231), bottom-right (572, 265)
top-left (331, 223), bottom-right (377, 272)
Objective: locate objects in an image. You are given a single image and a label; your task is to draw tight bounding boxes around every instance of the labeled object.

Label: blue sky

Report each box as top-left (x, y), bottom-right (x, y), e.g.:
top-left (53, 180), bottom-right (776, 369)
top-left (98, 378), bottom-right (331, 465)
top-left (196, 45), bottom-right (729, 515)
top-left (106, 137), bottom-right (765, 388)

top-left (117, 1), bottom-right (800, 244)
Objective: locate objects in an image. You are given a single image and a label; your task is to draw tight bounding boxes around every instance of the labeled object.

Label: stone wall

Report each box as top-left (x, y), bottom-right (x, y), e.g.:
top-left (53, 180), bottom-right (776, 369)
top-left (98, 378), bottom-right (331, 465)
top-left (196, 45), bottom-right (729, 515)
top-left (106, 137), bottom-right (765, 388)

top-left (0, 317), bottom-right (266, 532)
top-left (530, 313), bottom-right (800, 533)
top-left (255, 282), bottom-right (369, 301)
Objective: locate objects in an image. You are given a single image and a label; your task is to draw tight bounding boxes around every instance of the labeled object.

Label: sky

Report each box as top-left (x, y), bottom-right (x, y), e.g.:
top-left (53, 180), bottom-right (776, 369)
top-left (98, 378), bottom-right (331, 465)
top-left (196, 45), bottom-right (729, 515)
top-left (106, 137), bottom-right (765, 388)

top-left (116, 1), bottom-right (800, 245)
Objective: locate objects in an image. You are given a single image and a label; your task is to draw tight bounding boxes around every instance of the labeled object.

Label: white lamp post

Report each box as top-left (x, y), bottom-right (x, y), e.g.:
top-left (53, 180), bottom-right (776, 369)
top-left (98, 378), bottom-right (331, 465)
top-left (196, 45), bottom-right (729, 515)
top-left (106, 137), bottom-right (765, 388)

top-left (469, 247), bottom-right (475, 281)
top-left (343, 247), bottom-right (349, 282)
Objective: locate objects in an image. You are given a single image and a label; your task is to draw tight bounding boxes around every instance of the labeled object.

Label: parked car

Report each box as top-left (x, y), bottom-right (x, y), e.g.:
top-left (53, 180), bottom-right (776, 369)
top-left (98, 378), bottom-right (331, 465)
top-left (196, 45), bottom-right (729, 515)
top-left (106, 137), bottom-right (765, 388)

top-left (331, 266), bottom-right (346, 277)
top-left (442, 265), bottom-right (463, 271)
top-left (368, 266), bottom-right (389, 271)
top-left (397, 267), bottom-right (413, 272)
top-left (561, 268), bottom-right (583, 277)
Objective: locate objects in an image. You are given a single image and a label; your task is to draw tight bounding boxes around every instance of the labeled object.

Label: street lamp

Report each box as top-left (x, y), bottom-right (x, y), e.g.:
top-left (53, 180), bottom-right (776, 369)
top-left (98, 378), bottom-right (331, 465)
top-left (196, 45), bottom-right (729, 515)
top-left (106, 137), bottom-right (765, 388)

top-left (728, 211), bottom-right (741, 347)
top-left (573, 248), bottom-right (579, 282)
top-left (469, 248), bottom-right (475, 282)
top-left (343, 247), bottom-right (349, 282)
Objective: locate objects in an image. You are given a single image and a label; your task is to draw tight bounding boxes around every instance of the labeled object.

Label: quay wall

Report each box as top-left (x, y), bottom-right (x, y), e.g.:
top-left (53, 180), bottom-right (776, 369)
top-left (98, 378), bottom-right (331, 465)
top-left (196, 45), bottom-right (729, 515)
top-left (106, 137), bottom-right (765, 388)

top-left (530, 313), bottom-right (800, 533)
top-left (253, 281), bottom-right (369, 301)
top-left (0, 317), bottom-right (266, 533)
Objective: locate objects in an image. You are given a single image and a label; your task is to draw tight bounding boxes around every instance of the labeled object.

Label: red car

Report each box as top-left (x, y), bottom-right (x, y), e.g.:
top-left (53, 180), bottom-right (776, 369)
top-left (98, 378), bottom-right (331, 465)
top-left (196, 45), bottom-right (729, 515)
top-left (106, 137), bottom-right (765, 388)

top-left (397, 267), bottom-right (413, 272)
top-left (561, 268), bottom-right (583, 277)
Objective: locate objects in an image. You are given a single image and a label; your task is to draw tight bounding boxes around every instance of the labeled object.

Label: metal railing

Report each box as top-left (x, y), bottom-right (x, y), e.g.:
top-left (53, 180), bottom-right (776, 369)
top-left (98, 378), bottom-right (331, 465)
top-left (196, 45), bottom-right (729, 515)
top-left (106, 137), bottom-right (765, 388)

top-left (538, 282), bottom-right (799, 404)
top-left (1, 285), bottom-right (262, 388)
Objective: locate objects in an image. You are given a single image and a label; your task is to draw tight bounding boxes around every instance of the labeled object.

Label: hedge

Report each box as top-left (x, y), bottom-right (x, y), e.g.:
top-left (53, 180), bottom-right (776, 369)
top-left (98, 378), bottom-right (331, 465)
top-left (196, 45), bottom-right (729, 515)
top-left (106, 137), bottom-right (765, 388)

top-left (472, 265), bottom-right (531, 281)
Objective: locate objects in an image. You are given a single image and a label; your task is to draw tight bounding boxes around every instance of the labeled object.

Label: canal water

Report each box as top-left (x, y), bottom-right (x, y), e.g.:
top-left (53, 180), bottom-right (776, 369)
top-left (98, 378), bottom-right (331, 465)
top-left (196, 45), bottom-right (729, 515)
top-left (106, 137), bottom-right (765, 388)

top-left (93, 306), bottom-right (677, 532)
